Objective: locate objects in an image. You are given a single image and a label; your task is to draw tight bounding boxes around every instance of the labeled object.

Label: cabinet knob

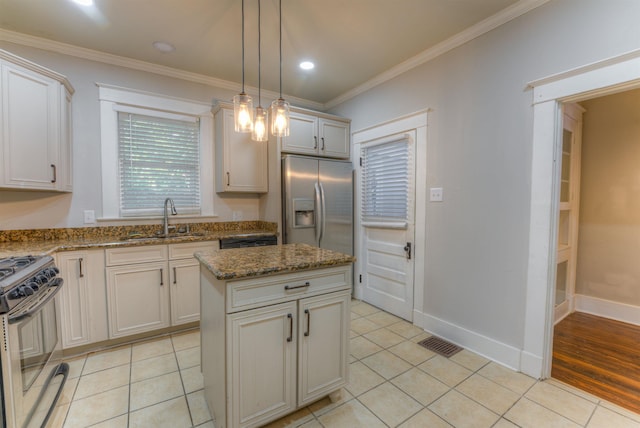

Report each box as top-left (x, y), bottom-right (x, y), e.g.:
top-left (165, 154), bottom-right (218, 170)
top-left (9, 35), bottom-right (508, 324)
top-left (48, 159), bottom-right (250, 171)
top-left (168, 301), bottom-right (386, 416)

top-left (313, 136), bottom-right (318, 150)
top-left (51, 164), bottom-right (57, 183)
top-left (286, 313), bottom-right (293, 342)
top-left (321, 137), bottom-right (325, 151)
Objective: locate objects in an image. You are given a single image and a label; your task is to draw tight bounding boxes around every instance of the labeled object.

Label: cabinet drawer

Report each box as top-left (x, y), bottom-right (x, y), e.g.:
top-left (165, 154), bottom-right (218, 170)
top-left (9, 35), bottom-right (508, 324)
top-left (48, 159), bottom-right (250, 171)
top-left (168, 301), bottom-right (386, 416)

top-left (227, 265), bottom-right (351, 313)
top-left (106, 245), bottom-right (168, 266)
top-left (169, 241), bottom-right (218, 260)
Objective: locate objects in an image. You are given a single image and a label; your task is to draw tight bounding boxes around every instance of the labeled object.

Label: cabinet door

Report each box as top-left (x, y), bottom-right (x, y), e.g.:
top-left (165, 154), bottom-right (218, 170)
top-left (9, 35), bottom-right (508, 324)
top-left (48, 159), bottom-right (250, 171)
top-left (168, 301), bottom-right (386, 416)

top-left (1, 61), bottom-right (59, 190)
top-left (298, 290), bottom-right (350, 406)
top-left (106, 261), bottom-right (170, 338)
top-left (227, 301), bottom-right (297, 427)
top-left (57, 250), bottom-right (108, 348)
top-left (319, 118), bottom-right (350, 159)
top-left (169, 259), bottom-right (200, 325)
top-left (282, 112), bottom-right (318, 155)
top-left (216, 107), bottom-right (268, 193)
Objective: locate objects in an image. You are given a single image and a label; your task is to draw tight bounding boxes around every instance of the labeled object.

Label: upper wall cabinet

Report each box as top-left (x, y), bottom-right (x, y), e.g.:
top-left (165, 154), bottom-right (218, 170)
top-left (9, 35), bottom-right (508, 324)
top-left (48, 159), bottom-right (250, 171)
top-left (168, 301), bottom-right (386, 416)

top-left (282, 109), bottom-right (350, 159)
top-left (0, 50), bottom-right (74, 192)
top-left (214, 103), bottom-right (268, 193)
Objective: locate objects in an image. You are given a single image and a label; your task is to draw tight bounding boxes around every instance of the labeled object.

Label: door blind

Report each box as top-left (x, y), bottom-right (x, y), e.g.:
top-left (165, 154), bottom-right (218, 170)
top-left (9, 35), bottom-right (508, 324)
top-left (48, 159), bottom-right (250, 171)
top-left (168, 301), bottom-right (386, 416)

top-left (361, 137), bottom-right (411, 225)
top-left (118, 112), bottom-right (201, 216)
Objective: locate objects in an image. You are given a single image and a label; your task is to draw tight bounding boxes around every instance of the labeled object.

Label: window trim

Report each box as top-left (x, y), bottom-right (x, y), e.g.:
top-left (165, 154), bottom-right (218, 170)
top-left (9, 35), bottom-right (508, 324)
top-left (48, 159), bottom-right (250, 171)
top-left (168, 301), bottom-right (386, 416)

top-left (98, 84), bottom-right (214, 219)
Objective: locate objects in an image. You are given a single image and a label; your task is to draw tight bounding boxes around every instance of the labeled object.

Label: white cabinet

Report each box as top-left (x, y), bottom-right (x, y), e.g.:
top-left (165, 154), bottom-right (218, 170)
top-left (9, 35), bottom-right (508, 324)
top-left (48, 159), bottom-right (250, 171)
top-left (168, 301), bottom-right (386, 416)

top-left (282, 110), bottom-right (350, 159)
top-left (297, 292), bottom-right (350, 406)
top-left (169, 241), bottom-right (218, 325)
top-left (106, 241), bottom-right (217, 338)
top-left (0, 50), bottom-right (73, 191)
top-left (56, 250), bottom-right (108, 349)
top-left (106, 250), bottom-right (170, 338)
top-left (201, 264), bottom-right (351, 428)
top-left (214, 103), bottom-right (268, 193)
top-left (227, 301), bottom-right (298, 426)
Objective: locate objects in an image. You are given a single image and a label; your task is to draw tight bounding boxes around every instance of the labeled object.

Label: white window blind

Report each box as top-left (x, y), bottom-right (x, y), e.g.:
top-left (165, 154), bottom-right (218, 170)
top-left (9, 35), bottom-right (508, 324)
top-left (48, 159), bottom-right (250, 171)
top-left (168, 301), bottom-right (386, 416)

top-left (118, 112), bottom-right (201, 216)
top-left (361, 137), bottom-right (411, 225)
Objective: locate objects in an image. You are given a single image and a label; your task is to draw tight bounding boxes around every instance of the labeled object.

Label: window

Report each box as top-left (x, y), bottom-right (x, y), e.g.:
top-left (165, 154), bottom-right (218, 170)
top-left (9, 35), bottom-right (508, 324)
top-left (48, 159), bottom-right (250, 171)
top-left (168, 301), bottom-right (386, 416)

top-left (118, 112), bottom-right (200, 216)
top-left (99, 85), bottom-right (214, 219)
top-left (361, 137), bottom-right (413, 227)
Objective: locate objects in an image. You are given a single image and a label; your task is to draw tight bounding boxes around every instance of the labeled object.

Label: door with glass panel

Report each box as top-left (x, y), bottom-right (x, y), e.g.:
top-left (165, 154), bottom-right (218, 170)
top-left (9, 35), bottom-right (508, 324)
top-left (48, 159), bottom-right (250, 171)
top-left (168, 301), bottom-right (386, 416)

top-left (555, 103), bottom-right (584, 323)
top-left (357, 133), bottom-right (416, 321)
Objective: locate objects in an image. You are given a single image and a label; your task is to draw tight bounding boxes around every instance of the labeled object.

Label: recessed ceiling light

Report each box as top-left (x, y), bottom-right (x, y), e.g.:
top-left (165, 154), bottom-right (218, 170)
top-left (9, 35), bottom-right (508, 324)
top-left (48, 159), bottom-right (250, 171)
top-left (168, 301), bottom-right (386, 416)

top-left (152, 41), bottom-right (176, 53)
top-left (72, 0), bottom-right (94, 6)
top-left (299, 61), bottom-right (315, 70)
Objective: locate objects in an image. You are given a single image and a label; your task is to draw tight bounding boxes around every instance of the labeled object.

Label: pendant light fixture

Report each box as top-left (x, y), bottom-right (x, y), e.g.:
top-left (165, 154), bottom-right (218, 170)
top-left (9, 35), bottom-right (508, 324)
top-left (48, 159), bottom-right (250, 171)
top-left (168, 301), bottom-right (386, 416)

top-left (270, 0), bottom-right (290, 137)
top-left (252, 0), bottom-right (268, 142)
top-left (234, 0), bottom-right (253, 132)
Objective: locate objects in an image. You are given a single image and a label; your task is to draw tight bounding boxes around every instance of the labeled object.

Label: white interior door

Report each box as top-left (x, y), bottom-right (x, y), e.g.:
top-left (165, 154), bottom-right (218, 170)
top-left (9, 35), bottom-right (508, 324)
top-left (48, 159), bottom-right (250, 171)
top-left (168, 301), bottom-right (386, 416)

top-left (356, 132), bottom-right (416, 321)
top-left (554, 103), bottom-right (584, 324)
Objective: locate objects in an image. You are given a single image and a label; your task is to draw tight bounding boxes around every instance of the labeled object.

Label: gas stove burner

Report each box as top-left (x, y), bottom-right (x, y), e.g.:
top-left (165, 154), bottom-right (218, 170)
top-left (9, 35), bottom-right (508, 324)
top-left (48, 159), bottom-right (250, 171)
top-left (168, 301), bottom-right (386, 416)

top-left (0, 255), bottom-right (38, 271)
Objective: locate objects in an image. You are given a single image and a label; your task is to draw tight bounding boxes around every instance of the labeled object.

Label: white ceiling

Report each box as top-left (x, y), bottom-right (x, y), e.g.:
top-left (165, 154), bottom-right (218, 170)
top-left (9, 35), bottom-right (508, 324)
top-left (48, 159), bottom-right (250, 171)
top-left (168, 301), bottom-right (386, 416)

top-left (0, 0), bottom-right (529, 107)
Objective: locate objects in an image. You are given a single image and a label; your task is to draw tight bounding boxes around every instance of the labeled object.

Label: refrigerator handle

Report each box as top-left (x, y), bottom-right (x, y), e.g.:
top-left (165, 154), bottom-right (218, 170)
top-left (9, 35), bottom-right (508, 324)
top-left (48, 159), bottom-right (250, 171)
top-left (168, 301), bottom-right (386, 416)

top-left (319, 182), bottom-right (327, 245)
top-left (314, 182), bottom-right (322, 246)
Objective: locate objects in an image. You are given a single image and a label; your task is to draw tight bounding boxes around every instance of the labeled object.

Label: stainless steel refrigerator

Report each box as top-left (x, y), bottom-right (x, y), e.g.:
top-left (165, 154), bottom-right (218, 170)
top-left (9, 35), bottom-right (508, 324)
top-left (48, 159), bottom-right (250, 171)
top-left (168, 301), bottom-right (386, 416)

top-left (282, 155), bottom-right (353, 255)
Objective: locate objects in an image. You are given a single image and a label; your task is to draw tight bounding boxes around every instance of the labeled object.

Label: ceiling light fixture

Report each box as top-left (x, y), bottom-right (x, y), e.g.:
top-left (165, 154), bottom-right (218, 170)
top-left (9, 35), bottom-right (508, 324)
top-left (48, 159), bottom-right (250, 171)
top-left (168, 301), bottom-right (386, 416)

top-left (233, 0), bottom-right (253, 133)
top-left (252, 0), bottom-right (268, 142)
top-left (270, 0), bottom-right (290, 137)
top-left (299, 61), bottom-right (314, 70)
top-left (72, 0), bottom-right (93, 6)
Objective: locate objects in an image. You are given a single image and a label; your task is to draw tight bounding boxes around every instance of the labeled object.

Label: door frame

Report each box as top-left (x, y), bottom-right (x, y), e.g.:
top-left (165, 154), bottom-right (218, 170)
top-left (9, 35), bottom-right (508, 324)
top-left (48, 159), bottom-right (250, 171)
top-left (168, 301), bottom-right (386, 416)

top-left (523, 50), bottom-right (640, 378)
top-left (352, 110), bottom-right (428, 323)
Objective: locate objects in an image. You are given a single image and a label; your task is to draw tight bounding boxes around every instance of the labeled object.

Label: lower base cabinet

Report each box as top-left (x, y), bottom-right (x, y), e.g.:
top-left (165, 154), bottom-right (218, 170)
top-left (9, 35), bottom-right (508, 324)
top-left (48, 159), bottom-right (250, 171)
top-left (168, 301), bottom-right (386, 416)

top-left (201, 265), bottom-right (351, 428)
top-left (56, 249), bottom-right (108, 349)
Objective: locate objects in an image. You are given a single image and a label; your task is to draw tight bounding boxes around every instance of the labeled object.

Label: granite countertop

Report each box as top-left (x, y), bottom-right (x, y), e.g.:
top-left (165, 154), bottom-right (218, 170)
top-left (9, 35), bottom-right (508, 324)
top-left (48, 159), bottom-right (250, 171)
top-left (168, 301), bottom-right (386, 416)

top-left (0, 221), bottom-right (277, 258)
top-left (196, 243), bottom-right (355, 280)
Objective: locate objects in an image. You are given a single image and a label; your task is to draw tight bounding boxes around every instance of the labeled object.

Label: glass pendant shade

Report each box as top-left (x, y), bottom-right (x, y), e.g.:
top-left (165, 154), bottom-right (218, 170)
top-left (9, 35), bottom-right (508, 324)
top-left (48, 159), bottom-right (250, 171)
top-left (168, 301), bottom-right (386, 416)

top-left (270, 98), bottom-right (290, 137)
top-left (252, 107), bottom-right (268, 142)
top-left (233, 93), bottom-right (254, 132)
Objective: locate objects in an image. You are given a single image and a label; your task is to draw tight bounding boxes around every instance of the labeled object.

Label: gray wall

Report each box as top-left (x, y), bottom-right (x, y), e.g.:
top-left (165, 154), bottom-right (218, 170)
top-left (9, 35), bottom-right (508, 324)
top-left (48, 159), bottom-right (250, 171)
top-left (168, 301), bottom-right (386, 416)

top-left (330, 0), bottom-right (640, 349)
top-left (0, 42), bottom-right (264, 229)
top-left (577, 89), bottom-right (640, 307)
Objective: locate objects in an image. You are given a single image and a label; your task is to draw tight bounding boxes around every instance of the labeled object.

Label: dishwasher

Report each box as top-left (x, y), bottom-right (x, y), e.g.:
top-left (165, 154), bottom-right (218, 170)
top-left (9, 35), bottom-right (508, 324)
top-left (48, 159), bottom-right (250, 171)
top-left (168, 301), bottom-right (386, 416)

top-left (219, 235), bottom-right (278, 249)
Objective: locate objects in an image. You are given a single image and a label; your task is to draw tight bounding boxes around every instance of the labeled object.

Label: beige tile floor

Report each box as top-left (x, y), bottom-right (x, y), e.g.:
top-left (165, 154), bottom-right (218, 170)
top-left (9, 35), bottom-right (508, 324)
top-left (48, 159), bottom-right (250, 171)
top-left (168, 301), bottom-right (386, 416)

top-left (49, 300), bottom-right (640, 428)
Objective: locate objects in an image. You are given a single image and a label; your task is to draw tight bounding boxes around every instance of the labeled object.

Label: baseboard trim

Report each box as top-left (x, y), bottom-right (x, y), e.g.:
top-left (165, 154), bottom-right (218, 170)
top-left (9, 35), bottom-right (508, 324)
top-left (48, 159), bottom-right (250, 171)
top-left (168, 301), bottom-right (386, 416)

top-left (416, 311), bottom-right (521, 371)
top-left (574, 294), bottom-right (640, 326)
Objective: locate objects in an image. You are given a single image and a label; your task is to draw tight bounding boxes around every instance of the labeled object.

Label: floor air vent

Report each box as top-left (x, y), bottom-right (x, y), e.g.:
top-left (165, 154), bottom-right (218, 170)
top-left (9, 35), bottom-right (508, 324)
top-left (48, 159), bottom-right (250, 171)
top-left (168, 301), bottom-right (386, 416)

top-left (417, 336), bottom-right (463, 358)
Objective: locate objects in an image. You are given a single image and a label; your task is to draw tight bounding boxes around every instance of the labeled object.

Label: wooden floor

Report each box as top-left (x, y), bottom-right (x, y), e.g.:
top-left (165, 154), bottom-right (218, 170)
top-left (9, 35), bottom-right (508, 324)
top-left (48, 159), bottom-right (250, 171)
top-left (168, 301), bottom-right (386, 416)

top-left (552, 312), bottom-right (640, 414)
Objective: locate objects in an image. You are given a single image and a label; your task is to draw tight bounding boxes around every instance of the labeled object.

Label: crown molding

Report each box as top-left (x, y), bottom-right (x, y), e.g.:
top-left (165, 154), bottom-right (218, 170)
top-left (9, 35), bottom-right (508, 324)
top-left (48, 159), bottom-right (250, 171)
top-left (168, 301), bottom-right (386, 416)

top-left (323, 0), bottom-right (551, 110)
top-left (0, 28), bottom-right (324, 111)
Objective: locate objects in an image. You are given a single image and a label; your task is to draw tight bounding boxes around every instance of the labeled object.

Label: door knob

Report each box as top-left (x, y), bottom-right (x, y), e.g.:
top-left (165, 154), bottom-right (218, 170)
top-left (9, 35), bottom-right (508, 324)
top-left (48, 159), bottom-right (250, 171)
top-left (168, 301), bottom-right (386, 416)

top-left (404, 242), bottom-right (412, 260)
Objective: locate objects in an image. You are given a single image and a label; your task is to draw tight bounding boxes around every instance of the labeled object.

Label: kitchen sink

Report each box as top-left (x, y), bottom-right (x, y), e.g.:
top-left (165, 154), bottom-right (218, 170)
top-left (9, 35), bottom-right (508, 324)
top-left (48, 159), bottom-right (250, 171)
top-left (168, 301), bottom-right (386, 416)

top-left (120, 232), bottom-right (205, 241)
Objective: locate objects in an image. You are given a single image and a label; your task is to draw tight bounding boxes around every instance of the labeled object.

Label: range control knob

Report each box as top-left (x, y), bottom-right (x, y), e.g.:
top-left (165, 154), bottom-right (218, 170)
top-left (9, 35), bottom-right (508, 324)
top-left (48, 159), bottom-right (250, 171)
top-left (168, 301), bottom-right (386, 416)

top-left (34, 274), bottom-right (48, 285)
top-left (21, 285), bottom-right (35, 296)
top-left (26, 281), bottom-right (39, 292)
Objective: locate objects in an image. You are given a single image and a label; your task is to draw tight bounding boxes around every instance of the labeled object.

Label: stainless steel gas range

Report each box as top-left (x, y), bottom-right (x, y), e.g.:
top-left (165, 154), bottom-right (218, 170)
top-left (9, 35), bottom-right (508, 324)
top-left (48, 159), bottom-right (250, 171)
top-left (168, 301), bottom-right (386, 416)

top-left (0, 255), bottom-right (68, 428)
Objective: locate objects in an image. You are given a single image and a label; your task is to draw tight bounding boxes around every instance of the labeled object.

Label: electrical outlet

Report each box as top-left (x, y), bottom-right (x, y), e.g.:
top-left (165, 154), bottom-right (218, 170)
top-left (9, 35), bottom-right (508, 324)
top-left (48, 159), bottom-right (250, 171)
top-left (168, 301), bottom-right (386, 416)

top-left (430, 187), bottom-right (444, 202)
top-left (83, 210), bottom-right (96, 224)
top-left (232, 211), bottom-right (243, 221)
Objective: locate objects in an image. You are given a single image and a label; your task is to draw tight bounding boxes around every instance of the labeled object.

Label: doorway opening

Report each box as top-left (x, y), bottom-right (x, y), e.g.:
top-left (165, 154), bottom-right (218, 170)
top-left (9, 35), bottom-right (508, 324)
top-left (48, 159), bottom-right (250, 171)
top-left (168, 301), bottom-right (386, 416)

top-left (522, 49), bottom-right (640, 381)
top-left (550, 90), bottom-right (640, 414)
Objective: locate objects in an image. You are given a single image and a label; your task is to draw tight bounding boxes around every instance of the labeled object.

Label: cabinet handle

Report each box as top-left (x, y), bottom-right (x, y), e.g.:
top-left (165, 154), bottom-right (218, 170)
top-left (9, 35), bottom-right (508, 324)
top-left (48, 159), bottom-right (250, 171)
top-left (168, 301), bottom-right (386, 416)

top-left (321, 137), bottom-right (325, 151)
top-left (304, 309), bottom-right (310, 337)
top-left (160, 268), bottom-right (164, 286)
top-left (313, 136), bottom-right (318, 150)
top-left (226, 171), bottom-right (230, 186)
top-left (284, 281), bottom-right (310, 291)
top-left (287, 313), bottom-right (293, 342)
top-left (173, 267), bottom-right (177, 284)
top-left (79, 258), bottom-right (84, 278)
top-left (51, 164), bottom-right (57, 183)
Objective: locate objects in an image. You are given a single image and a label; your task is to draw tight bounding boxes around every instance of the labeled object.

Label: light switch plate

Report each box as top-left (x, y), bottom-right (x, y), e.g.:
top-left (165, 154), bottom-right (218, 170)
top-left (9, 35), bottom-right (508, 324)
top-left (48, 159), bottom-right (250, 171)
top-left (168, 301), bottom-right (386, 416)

top-left (430, 187), bottom-right (443, 202)
top-left (83, 210), bottom-right (96, 224)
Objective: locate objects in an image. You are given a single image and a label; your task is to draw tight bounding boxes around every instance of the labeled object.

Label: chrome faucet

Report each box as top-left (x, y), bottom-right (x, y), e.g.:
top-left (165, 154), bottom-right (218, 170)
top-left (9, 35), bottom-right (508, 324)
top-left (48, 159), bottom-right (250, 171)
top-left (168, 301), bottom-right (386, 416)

top-left (163, 198), bottom-right (177, 237)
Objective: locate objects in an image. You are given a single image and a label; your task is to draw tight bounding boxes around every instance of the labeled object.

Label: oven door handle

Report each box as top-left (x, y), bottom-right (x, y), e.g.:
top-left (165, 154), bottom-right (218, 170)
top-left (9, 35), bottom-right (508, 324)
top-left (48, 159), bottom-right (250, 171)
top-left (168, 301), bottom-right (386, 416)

top-left (8, 278), bottom-right (64, 324)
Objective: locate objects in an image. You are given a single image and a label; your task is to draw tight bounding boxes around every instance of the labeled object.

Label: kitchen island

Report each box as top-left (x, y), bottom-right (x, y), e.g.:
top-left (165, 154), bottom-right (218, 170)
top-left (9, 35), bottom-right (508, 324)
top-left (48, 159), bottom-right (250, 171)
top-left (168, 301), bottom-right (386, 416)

top-left (196, 243), bottom-right (354, 428)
